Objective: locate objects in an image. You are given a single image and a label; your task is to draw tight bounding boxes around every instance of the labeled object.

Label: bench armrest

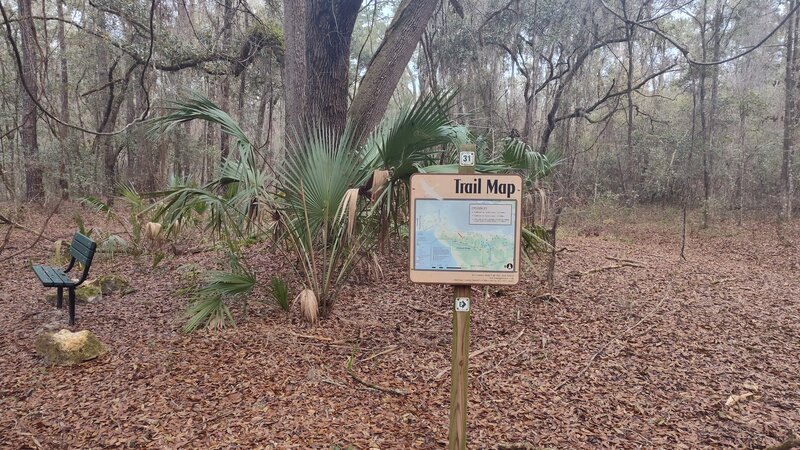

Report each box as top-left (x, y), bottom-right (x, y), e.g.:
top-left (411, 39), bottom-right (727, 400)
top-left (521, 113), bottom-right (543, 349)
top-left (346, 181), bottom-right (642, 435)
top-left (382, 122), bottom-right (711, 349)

top-left (64, 257), bottom-right (76, 274)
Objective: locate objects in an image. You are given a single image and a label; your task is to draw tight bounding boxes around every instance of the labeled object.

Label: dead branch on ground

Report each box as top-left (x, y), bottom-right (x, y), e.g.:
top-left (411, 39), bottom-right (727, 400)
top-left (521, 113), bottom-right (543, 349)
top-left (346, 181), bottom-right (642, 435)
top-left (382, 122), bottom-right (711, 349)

top-left (408, 304), bottom-right (448, 317)
top-left (0, 224), bottom-right (13, 254)
top-left (360, 345), bottom-right (399, 363)
top-left (605, 256), bottom-right (646, 266)
top-left (0, 205), bottom-right (59, 261)
top-left (286, 330), bottom-right (348, 344)
top-left (570, 262), bottom-right (647, 277)
top-left (554, 294), bottom-right (669, 390)
top-left (347, 369), bottom-right (408, 395)
top-left (435, 329), bottom-right (525, 379)
top-left (532, 292), bottom-right (560, 302)
top-left (0, 212), bottom-right (57, 242)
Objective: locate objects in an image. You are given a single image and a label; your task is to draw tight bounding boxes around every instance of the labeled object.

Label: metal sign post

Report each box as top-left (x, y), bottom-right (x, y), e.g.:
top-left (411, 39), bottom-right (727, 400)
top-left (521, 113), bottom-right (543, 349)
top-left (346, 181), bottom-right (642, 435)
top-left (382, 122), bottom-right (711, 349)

top-left (449, 145), bottom-right (475, 449)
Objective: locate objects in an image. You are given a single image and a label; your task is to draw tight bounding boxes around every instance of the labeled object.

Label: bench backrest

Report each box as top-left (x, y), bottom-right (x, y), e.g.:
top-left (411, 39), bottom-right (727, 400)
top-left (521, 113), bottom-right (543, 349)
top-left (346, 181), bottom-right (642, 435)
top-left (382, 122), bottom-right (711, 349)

top-left (69, 232), bottom-right (97, 283)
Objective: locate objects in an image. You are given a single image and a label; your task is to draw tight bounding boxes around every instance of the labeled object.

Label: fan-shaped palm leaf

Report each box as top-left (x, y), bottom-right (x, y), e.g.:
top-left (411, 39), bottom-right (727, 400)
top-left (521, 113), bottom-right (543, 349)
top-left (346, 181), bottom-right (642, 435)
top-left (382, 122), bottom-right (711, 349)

top-left (146, 95), bottom-right (271, 239)
top-left (281, 124), bottom-right (368, 240)
top-left (148, 94), bottom-right (253, 155)
top-left (361, 90), bottom-right (461, 181)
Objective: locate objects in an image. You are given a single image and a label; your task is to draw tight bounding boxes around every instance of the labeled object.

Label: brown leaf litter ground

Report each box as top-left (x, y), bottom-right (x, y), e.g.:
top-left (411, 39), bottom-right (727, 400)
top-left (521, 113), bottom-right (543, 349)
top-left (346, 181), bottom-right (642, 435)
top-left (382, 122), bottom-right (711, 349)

top-left (1, 203), bottom-right (798, 449)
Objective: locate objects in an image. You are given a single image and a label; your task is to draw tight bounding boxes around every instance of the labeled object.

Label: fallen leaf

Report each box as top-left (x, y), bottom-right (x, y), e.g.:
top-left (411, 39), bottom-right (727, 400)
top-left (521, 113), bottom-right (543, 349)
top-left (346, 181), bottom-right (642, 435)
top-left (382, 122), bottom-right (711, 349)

top-left (725, 392), bottom-right (754, 407)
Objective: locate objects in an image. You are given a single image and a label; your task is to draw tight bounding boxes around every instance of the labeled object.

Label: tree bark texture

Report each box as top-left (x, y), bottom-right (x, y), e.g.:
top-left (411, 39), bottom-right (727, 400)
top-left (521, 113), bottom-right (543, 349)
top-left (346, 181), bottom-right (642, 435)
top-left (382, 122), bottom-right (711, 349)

top-left (219, 0), bottom-right (234, 161)
top-left (283, 0), bottom-right (361, 140)
top-left (283, 0), bottom-right (308, 141)
top-left (304, 0), bottom-right (361, 135)
top-left (349, 0), bottom-right (439, 138)
top-left (57, 0), bottom-right (70, 199)
top-left (19, 0), bottom-right (43, 201)
top-left (284, 0), bottom-right (437, 143)
top-left (783, 0), bottom-right (799, 220)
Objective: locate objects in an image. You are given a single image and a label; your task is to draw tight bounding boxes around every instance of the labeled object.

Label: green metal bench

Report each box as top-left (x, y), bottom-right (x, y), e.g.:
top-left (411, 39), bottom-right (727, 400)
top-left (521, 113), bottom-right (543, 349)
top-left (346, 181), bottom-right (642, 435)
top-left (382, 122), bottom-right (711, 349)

top-left (33, 232), bottom-right (97, 326)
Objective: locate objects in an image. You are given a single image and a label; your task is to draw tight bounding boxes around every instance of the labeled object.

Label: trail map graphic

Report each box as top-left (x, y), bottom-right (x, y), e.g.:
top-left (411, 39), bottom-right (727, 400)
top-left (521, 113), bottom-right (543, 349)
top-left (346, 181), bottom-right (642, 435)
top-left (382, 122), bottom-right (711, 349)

top-left (413, 199), bottom-right (516, 272)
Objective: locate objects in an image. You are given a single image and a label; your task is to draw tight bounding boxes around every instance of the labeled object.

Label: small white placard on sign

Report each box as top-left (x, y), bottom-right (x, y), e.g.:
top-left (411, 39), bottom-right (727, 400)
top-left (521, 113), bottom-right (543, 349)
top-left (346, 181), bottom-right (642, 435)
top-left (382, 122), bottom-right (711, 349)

top-left (459, 151), bottom-right (475, 167)
top-left (455, 297), bottom-right (470, 312)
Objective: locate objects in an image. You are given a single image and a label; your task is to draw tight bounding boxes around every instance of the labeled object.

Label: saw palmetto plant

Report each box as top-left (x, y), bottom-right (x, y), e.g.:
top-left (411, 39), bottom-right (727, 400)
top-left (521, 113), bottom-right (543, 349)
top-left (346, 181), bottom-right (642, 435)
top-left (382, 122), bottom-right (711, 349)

top-left (183, 256), bottom-right (256, 332)
top-left (147, 95), bottom-right (272, 241)
top-left (358, 90), bottom-right (467, 246)
top-left (280, 124), bottom-right (375, 318)
top-left (148, 95), bottom-right (269, 331)
top-left (148, 92), bottom-right (561, 330)
top-left (80, 183), bottom-right (150, 256)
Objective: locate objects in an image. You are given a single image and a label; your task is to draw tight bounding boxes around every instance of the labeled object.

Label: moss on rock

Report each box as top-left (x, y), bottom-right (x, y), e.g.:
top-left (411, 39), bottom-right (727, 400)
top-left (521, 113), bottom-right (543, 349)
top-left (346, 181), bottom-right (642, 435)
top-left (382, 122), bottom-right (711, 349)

top-left (93, 274), bottom-right (135, 296)
top-left (45, 283), bottom-right (102, 304)
top-left (35, 329), bottom-right (106, 365)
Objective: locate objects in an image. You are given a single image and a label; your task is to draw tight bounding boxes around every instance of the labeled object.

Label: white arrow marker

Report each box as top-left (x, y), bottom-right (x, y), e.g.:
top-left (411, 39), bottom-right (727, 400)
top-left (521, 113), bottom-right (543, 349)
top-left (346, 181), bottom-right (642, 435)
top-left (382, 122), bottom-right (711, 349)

top-left (455, 297), bottom-right (470, 312)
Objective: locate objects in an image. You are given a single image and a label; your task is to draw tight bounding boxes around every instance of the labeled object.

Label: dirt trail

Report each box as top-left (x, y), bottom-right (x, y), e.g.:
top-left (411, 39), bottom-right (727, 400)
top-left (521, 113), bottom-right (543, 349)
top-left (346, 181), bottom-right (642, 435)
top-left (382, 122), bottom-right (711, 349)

top-left (1, 204), bottom-right (798, 449)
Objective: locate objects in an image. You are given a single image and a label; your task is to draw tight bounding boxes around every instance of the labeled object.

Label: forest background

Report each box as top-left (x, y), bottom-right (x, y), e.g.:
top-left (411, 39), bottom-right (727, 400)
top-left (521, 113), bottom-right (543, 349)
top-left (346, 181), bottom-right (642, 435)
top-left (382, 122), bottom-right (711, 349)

top-left (0, 0), bottom-right (798, 224)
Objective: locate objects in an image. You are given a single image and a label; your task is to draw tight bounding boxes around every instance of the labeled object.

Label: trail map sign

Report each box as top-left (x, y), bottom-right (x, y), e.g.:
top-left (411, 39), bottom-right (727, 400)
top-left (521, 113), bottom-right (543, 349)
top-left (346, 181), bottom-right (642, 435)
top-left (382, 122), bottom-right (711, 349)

top-left (409, 173), bottom-right (523, 285)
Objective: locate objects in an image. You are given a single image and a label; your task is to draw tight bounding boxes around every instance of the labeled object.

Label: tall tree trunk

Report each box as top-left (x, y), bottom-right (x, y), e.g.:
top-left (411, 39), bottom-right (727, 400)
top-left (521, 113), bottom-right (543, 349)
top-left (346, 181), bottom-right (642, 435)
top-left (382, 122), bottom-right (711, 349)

top-left (283, 0), bottom-right (361, 140)
top-left (622, 0), bottom-right (636, 194)
top-left (96, 73), bottom-right (130, 195)
top-left (284, 0), bottom-right (438, 144)
top-left (738, 105), bottom-right (747, 226)
top-left (219, 0), bottom-right (234, 161)
top-left (707, 0), bottom-right (723, 217)
top-left (255, 59), bottom-right (274, 159)
top-left (56, 0), bottom-right (69, 199)
top-left (304, 0), bottom-right (361, 134)
top-left (19, 0), bottom-right (43, 201)
top-left (783, 0), bottom-right (799, 220)
top-left (283, 0), bottom-right (308, 141)
top-left (699, 0), bottom-right (711, 229)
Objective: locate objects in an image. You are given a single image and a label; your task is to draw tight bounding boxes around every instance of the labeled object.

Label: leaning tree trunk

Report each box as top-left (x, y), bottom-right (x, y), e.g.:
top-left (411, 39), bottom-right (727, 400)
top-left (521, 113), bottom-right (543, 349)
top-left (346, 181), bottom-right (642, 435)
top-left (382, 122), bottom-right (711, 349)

top-left (19, 0), bottom-right (43, 201)
top-left (284, 0), bottom-right (438, 145)
top-left (349, 0), bottom-right (439, 138)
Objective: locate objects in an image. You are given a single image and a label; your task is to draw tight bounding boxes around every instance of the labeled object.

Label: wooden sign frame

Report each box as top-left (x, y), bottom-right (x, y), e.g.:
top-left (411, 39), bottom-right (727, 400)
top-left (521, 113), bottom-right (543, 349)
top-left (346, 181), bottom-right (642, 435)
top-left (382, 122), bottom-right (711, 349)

top-left (408, 173), bottom-right (523, 286)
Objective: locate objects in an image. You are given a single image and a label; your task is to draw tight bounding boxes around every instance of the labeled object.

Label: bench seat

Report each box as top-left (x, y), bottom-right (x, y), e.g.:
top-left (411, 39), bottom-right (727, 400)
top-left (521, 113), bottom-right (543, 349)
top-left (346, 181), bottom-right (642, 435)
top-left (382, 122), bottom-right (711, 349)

top-left (33, 265), bottom-right (77, 287)
top-left (32, 232), bottom-right (97, 325)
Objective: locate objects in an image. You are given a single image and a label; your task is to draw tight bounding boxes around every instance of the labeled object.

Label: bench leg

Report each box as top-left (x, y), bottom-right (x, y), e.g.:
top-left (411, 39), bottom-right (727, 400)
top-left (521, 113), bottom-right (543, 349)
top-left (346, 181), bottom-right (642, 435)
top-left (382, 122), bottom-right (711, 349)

top-left (56, 287), bottom-right (63, 309)
top-left (68, 287), bottom-right (76, 326)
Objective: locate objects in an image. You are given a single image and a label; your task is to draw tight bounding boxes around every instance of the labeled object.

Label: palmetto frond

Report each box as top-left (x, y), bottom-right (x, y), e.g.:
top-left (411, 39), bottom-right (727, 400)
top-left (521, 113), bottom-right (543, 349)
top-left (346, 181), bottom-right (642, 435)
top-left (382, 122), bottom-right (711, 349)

top-left (182, 265), bottom-right (256, 333)
top-left (149, 94), bottom-right (253, 156)
top-left (282, 124), bottom-right (368, 239)
top-left (146, 95), bottom-right (271, 239)
top-left (361, 90), bottom-right (460, 181)
top-left (497, 137), bottom-right (561, 180)
top-left (183, 293), bottom-right (233, 333)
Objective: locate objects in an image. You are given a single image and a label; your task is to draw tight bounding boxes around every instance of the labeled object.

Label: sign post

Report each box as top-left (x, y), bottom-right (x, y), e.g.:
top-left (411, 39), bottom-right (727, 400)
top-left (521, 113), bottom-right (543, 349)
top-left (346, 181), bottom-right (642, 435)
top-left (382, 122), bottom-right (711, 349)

top-left (449, 146), bottom-right (476, 449)
top-left (408, 146), bottom-right (522, 449)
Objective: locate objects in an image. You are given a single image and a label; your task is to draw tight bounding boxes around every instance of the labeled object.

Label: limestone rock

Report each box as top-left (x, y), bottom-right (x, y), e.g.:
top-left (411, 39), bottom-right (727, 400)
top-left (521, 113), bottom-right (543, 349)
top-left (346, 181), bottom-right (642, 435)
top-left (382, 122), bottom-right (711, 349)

top-left (99, 235), bottom-right (128, 253)
top-left (92, 274), bottom-right (135, 296)
top-left (35, 329), bottom-right (106, 365)
top-left (45, 283), bottom-right (102, 304)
